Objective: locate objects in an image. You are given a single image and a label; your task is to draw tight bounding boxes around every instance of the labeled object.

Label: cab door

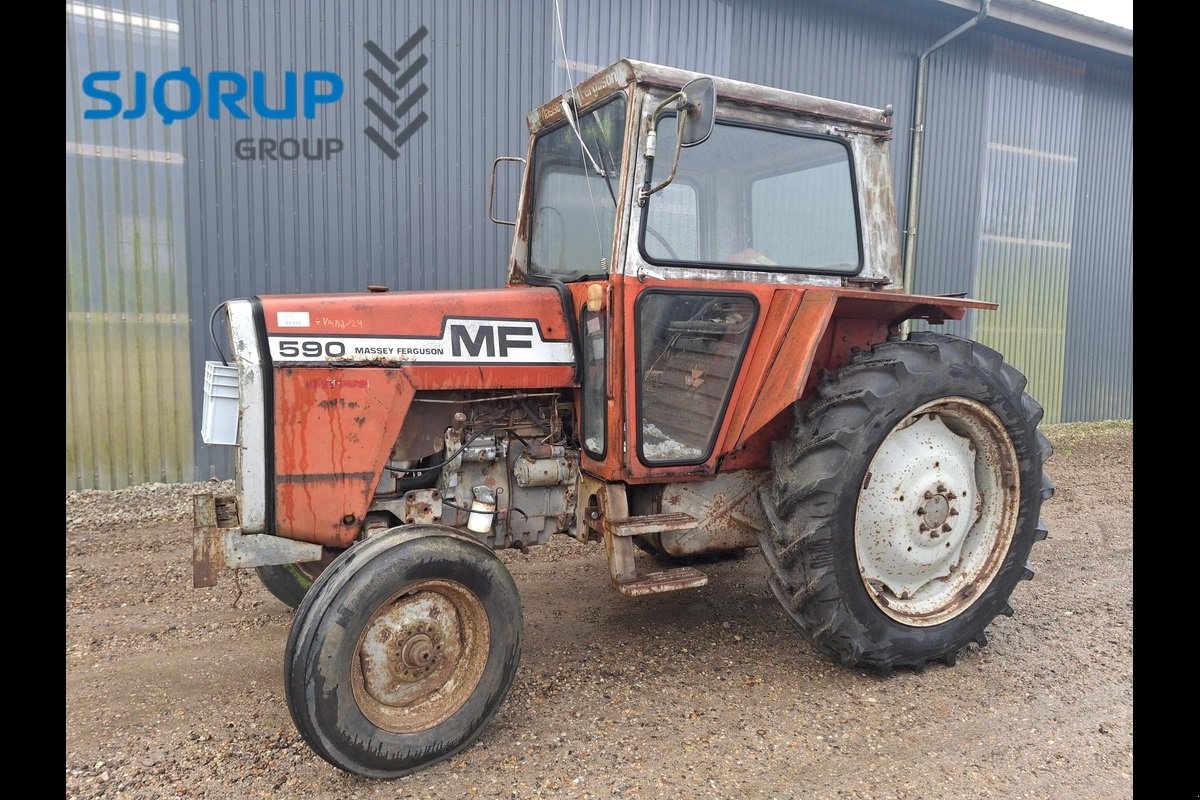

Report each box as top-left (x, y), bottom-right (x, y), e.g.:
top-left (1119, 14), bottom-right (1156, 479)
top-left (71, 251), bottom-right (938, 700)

top-left (621, 276), bottom-right (765, 480)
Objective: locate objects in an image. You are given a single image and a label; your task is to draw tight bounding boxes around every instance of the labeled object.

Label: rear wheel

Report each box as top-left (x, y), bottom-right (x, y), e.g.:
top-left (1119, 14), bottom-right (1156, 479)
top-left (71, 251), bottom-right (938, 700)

top-left (759, 332), bottom-right (1053, 673)
top-left (284, 526), bottom-right (522, 778)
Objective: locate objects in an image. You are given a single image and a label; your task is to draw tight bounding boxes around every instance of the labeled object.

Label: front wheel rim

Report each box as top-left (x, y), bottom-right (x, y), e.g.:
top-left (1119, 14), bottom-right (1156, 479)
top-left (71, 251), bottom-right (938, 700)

top-left (351, 579), bottom-right (490, 733)
top-left (854, 397), bottom-right (1020, 627)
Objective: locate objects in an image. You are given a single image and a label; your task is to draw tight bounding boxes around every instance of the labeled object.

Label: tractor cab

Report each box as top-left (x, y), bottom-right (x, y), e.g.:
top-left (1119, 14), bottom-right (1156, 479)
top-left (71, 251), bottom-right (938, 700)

top-left (499, 60), bottom-right (903, 487)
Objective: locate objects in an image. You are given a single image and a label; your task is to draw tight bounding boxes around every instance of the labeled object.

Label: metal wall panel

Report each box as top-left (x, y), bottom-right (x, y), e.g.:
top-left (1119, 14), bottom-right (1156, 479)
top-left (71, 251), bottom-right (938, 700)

top-left (912, 33), bottom-right (1132, 424)
top-left (971, 39), bottom-right (1087, 423)
top-left (66, 1), bottom-right (192, 490)
top-left (1061, 62), bottom-right (1132, 422)
top-left (906, 28), bottom-right (990, 303)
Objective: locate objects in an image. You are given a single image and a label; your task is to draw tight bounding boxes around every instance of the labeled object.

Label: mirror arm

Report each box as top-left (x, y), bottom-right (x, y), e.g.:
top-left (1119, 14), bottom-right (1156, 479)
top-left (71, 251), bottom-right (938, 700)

top-left (638, 91), bottom-right (688, 207)
top-left (637, 116), bottom-right (688, 206)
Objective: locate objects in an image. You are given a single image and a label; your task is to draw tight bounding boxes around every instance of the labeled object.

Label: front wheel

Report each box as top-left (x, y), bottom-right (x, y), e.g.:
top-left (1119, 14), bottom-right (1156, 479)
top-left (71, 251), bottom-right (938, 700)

top-left (284, 526), bottom-right (523, 778)
top-left (759, 332), bottom-right (1053, 674)
top-left (255, 549), bottom-right (339, 610)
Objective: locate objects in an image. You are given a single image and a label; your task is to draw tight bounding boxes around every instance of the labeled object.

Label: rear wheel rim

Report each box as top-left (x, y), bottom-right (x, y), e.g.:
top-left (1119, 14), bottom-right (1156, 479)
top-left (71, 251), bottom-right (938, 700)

top-left (854, 397), bottom-right (1020, 627)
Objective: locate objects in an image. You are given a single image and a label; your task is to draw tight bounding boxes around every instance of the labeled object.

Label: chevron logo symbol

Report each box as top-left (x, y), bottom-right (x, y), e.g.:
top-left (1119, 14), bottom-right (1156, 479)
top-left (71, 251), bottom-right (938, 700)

top-left (363, 27), bottom-right (430, 159)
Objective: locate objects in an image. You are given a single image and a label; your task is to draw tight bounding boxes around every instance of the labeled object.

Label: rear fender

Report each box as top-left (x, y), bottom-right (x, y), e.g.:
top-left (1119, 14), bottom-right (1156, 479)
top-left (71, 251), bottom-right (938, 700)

top-left (725, 289), bottom-right (996, 460)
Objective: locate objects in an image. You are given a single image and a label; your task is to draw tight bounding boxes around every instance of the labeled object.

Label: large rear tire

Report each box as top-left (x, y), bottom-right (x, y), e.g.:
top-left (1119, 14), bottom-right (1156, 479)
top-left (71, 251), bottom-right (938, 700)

top-left (759, 332), bottom-right (1053, 674)
top-left (284, 526), bottom-right (523, 778)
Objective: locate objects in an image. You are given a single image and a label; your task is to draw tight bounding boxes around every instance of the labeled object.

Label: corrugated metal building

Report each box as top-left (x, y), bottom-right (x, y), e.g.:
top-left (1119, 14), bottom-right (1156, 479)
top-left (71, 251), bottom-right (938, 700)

top-left (67, 1), bottom-right (192, 491)
top-left (65, 0), bottom-right (1133, 490)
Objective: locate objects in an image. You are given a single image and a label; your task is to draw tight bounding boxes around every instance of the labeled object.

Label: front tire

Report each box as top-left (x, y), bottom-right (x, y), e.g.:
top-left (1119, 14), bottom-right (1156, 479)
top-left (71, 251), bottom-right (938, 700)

top-left (284, 526), bottom-right (523, 778)
top-left (255, 549), bottom-right (338, 610)
top-left (759, 332), bottom-right (1053, 673)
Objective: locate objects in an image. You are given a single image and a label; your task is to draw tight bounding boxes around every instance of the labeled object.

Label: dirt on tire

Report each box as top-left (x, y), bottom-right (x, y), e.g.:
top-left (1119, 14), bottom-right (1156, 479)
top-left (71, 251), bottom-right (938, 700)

top-left (66, 421), bottom-right (1133, 799)
top-left (760, 333), bottom-right (1054, 673)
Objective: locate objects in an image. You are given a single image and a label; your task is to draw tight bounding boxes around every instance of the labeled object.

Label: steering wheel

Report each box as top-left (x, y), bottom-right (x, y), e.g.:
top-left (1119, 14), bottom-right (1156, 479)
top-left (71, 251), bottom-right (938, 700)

top-left (644, 224), bottom-right (680, 261)
top-left (533, 206), bottom-right (566, 268)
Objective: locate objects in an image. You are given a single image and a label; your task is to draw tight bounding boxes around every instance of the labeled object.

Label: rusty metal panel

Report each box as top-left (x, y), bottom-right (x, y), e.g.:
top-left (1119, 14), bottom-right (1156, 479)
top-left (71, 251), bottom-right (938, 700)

top-left (194, 490), bottom-right (325, 584)
top-left (66, 0), bottom-right (193, 490)
top-left (272, 367), bottom-right (417, 548)
top-left (610, 512), bottom-right (697, 537)
top-left (614, 566), bottom-right (708, 597)
top-left (658, 470), bottom-right (767, 556)
top-left (192, 493), bottom-right (224, 588)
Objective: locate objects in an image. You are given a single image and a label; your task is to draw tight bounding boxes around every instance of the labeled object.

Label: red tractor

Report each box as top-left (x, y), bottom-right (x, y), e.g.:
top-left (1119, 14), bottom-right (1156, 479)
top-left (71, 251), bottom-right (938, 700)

top-left (194, 59), bottom-right (1053, 779)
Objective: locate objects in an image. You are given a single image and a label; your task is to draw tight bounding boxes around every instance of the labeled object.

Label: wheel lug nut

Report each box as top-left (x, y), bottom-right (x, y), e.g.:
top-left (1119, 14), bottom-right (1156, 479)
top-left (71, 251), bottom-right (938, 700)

top-left (919, 523), bottom-right (929, 532)
top-left (949, 508), bottom-right (959, 516)
top-left (945, 492), bottom-right (957, 500)
top-left (936, 484), bottom-right (946, 494)
top-left (941, 523), bottom-right (952, 532)
top-left (916, 508), bottom-right (926, 515)
top-left (924, 491), bottom-right (933, 500)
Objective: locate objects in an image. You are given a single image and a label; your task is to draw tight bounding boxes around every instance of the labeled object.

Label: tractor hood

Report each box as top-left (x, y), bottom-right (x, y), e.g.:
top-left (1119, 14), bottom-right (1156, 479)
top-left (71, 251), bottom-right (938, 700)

top-left (215, 286), bottom-right (579, 547)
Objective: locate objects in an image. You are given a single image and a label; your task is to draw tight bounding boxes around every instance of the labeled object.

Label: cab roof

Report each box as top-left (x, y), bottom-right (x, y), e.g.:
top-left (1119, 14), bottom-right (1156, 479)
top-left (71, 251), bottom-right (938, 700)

top-left (528, 59), bottom-right (894, 135)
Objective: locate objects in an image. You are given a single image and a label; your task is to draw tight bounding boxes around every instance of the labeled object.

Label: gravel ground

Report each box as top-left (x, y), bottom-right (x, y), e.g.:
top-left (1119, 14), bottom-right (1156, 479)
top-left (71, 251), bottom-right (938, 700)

top-left (66, 421), bottom-right (1133, 799)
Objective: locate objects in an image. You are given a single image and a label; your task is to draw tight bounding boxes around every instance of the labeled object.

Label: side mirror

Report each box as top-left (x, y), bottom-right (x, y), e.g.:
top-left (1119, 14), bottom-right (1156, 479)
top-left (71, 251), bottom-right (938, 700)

top-left (678, 77), bottom-right (715, 147)
top-left (638, 76), bottom-right (718, 205)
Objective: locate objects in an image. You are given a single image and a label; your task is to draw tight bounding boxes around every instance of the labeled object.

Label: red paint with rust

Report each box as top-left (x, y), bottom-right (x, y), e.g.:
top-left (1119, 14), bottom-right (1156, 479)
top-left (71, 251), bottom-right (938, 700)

top-left (255, 283), bottom-right (992, 546)
top-left (272, 367), bottom-right (416, 547)
top-left (260, 287), bottom-right (575, 546)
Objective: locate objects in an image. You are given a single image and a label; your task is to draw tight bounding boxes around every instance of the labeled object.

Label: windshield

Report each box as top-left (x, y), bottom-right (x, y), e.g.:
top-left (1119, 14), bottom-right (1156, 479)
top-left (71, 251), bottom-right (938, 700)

top-left (528, 94), bottom-right (627, 281)
top-left (642, 119), bottom-right (862, 274)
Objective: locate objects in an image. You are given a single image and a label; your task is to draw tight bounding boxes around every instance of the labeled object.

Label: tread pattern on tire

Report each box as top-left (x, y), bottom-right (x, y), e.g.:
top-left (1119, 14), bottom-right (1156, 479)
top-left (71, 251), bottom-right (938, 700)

top-left (255, 563), bottom-right (315, 610)
top-left (283, 527), bottom-right (523, 779)
top-left (759, 332), bottom-right (1054, 674)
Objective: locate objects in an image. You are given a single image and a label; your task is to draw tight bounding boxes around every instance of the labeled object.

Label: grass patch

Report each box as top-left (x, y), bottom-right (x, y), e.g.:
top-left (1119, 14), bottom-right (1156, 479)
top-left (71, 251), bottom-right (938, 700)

top-left (66, 313), bottom-right (195, 490)
top-left (1041, 419), bottom-right (1132, 453)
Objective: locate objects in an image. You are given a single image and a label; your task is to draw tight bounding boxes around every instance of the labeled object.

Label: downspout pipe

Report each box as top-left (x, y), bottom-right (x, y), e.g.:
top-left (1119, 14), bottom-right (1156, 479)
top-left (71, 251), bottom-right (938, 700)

top-left (902, 0), bottom-right (990, 295)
